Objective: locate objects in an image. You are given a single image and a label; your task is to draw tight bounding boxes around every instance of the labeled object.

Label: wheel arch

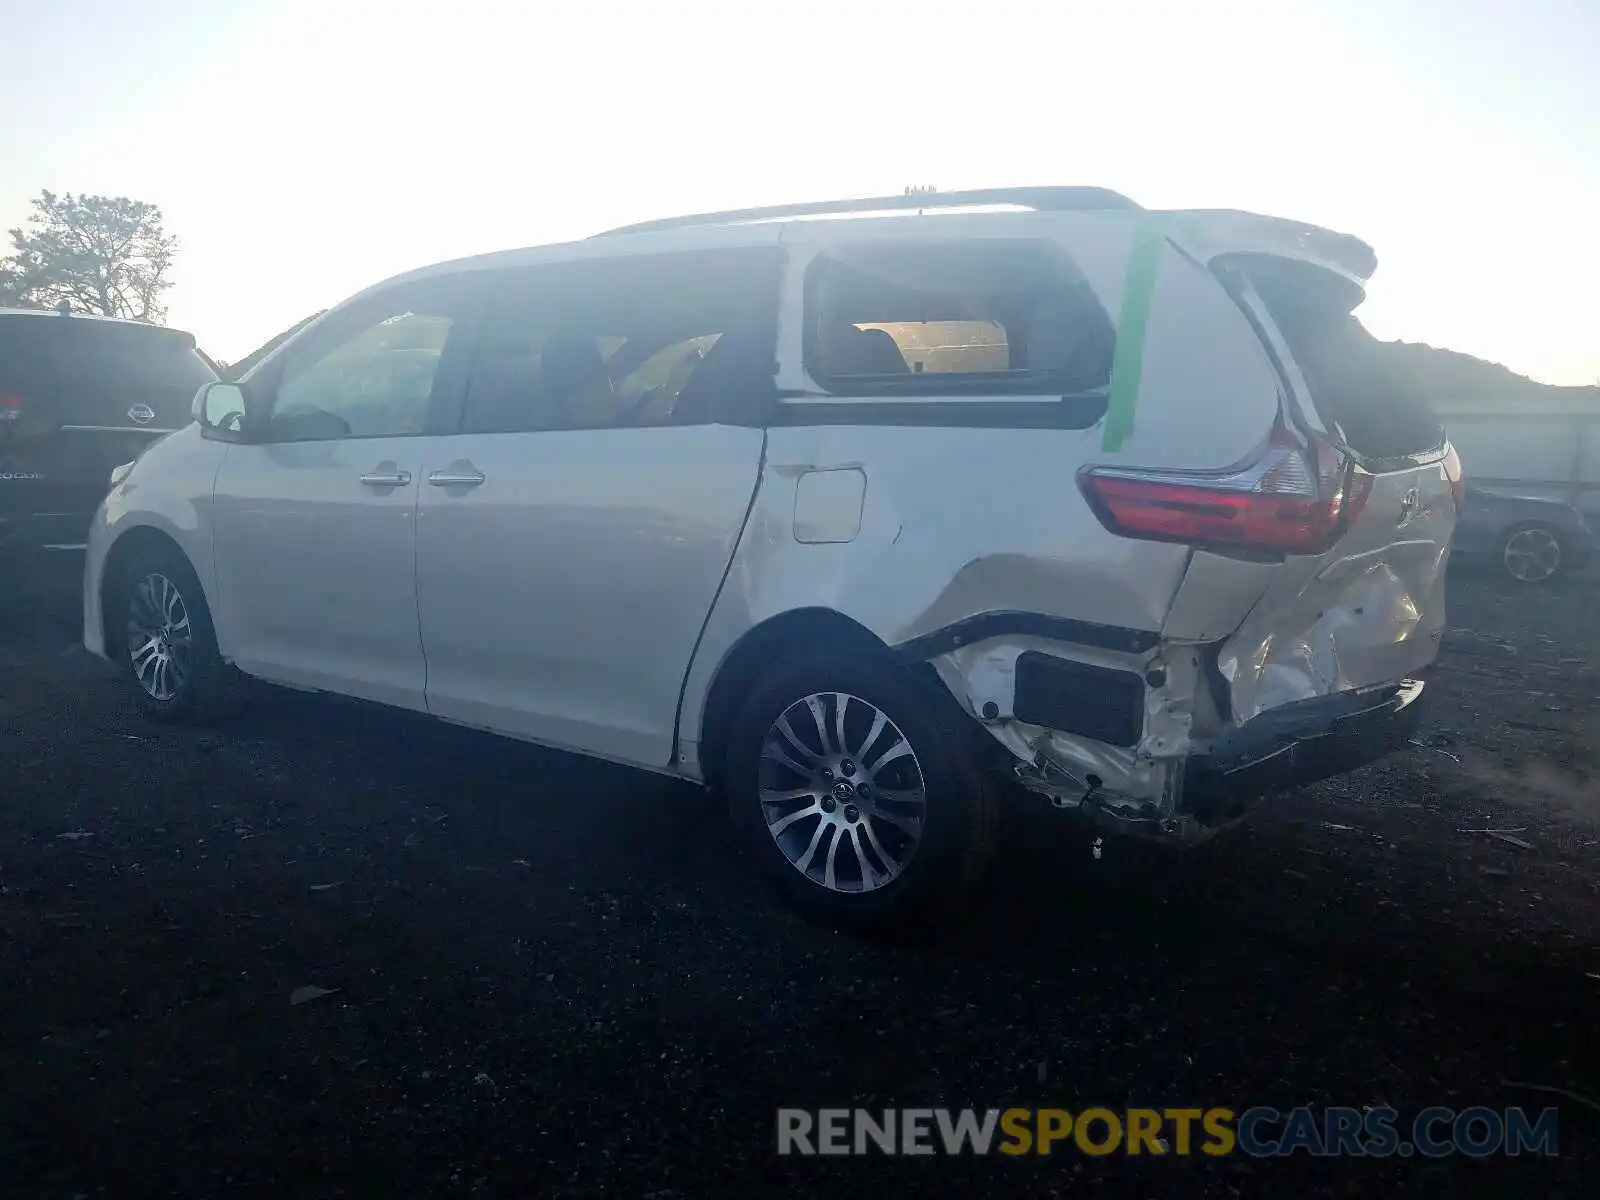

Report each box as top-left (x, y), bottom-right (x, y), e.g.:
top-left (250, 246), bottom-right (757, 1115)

top-left (99, 524), bottom-right (206, 659)
top-left (695, 607), bottom-right (891, 791)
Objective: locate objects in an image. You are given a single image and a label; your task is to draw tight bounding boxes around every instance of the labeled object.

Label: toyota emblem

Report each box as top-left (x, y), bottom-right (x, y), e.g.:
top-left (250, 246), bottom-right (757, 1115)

top-left (1396, 487), bottom-right (1421, 527)
top-left (127, 404), bottom-right (156, 425)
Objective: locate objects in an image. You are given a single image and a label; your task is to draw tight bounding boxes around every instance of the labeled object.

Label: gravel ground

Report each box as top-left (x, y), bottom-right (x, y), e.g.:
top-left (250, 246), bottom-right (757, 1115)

top-left (0, 563), bottom-right (1596, 1198)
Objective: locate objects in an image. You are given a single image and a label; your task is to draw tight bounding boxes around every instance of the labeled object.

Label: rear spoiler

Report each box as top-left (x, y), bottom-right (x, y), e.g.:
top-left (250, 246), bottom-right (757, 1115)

top-left (1157, 209), bottom-right (1376, 309)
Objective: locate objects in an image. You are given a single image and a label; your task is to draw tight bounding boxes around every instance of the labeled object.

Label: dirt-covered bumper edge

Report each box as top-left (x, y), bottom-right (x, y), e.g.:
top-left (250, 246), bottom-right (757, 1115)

top-left (1182, 678), bottom-right (1425, 823)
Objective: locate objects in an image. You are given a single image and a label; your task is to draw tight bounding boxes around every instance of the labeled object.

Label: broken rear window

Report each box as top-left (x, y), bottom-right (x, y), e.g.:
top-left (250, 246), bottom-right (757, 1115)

top-left (803, 241), bottom-right (1113, 397)
top-left (855, 320), bottom-right (1009, 375)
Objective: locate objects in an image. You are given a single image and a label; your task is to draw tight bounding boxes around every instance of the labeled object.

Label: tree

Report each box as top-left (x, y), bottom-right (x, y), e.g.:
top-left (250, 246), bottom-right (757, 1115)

top-left (0, 190), bottom-right (178, 322)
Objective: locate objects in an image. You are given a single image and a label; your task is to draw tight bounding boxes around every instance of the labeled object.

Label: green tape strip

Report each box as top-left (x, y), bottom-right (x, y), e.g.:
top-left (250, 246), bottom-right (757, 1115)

top-left (1101, 217), bottom-right (1167, 453)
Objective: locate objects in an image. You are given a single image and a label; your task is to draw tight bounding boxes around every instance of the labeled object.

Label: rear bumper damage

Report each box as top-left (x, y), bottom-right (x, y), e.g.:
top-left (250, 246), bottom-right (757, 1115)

top-left (922, 512), bottom-right (1444, 844)
top-left (922, 622), bottom-right (1427, 845)
top-left (1184, 678), bottom-right (1423, 819)
top-left (1008, 677), bottom-right (1424, 843)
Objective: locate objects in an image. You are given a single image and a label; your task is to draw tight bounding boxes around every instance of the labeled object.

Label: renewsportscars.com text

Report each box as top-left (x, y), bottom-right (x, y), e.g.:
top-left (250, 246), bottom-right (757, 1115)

top-left (777, 1106), bottom-right (1560, 1158)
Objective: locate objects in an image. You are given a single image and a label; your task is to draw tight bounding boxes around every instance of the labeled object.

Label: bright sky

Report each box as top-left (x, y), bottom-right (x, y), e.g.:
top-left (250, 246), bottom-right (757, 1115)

top-left (2, 0), bottom-right (1596, 383)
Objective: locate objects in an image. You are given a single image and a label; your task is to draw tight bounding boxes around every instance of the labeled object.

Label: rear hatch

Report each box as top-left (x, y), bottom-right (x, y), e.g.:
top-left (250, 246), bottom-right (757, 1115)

top-left (1, 315), bottom-right (214, 540)
top-left (1084, 211), bottom-right (1458, 726)
top-left (1217, 264), bottom-right (1456, 723)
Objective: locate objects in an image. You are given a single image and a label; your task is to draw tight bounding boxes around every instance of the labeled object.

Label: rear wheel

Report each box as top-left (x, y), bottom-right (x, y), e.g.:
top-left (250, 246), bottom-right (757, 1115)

top-left (1500, 522), bottom-right (1564, 584)
top-left (724, 651), bottom-right (998, 932)
top-left (114, 543), bottom-right (243, 721)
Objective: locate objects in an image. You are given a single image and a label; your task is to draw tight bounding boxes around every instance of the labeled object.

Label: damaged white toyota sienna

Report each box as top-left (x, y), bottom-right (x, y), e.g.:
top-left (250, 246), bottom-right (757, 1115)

top-left (83, 187), bottom-right (1460, 929)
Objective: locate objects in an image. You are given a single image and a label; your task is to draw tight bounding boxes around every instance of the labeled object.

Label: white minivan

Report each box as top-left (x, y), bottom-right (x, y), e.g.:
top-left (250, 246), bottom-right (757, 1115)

top-left (83, 187), bottom-right (1459, 928)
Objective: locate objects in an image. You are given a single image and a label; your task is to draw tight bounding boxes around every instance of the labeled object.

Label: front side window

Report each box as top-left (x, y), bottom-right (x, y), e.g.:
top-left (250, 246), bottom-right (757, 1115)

top-left (804, 241), bottom-right (1113, 397)
top-left (266, 285), bottom-right (467, 442)
top-left (458, 249), bottom-right (780, 435)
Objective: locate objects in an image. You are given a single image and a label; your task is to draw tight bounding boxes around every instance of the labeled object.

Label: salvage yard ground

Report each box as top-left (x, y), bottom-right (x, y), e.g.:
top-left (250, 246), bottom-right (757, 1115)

top-left (0, 566), bottom-right (1596, 1197)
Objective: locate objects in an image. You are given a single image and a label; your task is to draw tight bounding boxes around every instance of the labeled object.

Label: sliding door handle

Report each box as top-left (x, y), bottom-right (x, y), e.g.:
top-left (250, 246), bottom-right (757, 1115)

top-left (427, 469), bottom-right (486, 488)
top-left (359, 470), bottom-right (412, 487)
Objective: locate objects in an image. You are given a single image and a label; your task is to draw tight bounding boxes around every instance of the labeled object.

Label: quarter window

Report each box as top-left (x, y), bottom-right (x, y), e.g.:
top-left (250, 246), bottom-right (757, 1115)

top-left (854, 321), bottom-right (1008, 375)
top-left (804, 241), bottom-right (1113, 397)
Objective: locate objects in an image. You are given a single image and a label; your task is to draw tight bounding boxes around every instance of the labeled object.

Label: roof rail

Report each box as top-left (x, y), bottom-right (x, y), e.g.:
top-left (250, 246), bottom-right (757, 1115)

top-left (593, 186), bottom-right (1142, 238)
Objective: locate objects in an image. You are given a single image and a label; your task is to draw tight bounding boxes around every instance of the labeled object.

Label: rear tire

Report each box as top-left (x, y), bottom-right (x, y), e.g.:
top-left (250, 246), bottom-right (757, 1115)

top-left (1500, 522), bottom-right (1564, 584)
top-left (724, 650), bottom-right (999, 932)
top-left (112, 542), bottom-right (244, 722)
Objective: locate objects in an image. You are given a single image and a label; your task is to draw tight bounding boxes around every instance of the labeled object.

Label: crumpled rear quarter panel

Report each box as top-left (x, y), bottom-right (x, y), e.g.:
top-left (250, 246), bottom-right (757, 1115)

top-left (1217, 464), bottom-right (1453, 723)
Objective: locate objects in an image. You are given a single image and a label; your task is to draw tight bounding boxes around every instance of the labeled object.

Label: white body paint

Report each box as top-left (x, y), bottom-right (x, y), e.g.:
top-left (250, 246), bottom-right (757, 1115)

top-left (83, 200), bottom-right (1454, 831)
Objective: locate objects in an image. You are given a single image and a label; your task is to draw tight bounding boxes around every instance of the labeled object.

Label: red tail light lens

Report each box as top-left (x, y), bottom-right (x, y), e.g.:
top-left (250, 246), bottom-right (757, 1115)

top-left (1440, 443), bottom-right (1464, 509)
top-left (1079, 427), bottom-right (1362, 556)
top-left (0, 393), bottom-right (23, 421)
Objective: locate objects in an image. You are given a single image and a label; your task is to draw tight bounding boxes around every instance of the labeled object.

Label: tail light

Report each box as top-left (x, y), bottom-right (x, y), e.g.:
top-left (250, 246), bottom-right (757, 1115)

top-left (1441, 443), bottom-right (1464, 509)
top-left (1079, 425), bottom-right (1371, 556)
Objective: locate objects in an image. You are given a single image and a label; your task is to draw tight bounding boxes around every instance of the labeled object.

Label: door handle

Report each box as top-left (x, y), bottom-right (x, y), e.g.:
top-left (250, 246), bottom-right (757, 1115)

top-left (427, 469), bottom-right (486, 487)
top-left (359, 470), bottom-right (412, 487)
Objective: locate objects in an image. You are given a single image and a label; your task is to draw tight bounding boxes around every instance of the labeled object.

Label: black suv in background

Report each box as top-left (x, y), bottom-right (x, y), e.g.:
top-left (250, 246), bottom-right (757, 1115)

top-left (0, 308), bottom-right (217, 559)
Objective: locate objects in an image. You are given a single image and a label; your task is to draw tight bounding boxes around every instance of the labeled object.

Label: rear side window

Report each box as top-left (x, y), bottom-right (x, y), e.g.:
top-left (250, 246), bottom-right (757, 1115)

top-left (856, 320), bottom-right (1009, 374)
top-left (803, 241), bottom-right (1113, 398)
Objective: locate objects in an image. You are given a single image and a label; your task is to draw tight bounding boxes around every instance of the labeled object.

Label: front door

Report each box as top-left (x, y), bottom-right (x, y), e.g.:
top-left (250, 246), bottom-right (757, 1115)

top-left (415, 247), bottom-right (781, 768)
top-left (210, 277), bottom-right (478, 710)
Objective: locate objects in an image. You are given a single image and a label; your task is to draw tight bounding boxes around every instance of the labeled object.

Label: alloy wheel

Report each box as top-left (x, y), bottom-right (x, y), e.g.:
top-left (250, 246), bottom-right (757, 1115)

top-left (126, 571), bottom-right (194, 701)
top-left (758, 691), bottom-right (927, 893)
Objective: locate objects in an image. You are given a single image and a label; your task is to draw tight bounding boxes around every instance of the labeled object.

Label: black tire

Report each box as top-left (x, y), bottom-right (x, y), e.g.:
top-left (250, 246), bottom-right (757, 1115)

top-left (111, 541), bottom-right (244, 722)
top-left (724, 650), bottom-right (999, 932)
top-left (1499, 522), bottom-right (1565, 585)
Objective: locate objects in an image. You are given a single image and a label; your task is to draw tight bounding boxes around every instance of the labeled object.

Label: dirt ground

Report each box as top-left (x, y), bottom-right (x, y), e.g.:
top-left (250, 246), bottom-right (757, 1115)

top-left (0, 564), bottom-right (1595, 1198)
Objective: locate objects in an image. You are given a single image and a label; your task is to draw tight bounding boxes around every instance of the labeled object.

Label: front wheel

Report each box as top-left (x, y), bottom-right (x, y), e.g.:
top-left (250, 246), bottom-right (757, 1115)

top-left (114, 544), bottom-right (243, 721)
top-left (724, 651), bottom-right (999, 932)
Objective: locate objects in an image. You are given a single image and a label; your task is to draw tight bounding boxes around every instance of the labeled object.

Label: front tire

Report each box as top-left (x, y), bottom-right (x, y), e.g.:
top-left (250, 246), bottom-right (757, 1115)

top-left (113, 543), bottom-right (243, 722)
top-left (724, 651), bottom-right (999, 932)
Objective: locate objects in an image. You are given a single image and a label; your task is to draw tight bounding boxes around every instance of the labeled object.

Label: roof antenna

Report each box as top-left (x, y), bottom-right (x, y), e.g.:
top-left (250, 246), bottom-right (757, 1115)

top-left (55, 299), bottom-right (72, 316)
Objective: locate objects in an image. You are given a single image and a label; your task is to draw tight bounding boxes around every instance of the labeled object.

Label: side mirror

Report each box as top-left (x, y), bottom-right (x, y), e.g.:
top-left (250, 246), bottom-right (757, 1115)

top-left (193, 381), bottom-right (249, 438)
